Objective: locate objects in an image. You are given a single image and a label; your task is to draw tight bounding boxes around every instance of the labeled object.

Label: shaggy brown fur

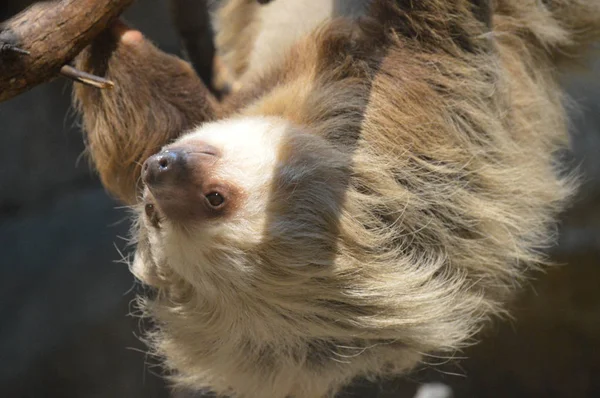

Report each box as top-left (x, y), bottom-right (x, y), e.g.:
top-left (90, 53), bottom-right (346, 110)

top-left (73, 1), bottom-right (600, 397)
top-left (74, 22), bottom-right (220, 204)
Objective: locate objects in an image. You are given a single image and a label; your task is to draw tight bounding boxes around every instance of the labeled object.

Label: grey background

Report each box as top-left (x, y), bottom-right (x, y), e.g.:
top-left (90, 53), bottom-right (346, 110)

top-left (1, 1), bottom-right (599, 397)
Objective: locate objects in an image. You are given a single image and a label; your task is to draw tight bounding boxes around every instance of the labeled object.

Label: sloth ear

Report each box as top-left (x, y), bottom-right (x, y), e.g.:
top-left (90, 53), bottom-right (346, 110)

top-left (73, 21), bottom-right (219, 204)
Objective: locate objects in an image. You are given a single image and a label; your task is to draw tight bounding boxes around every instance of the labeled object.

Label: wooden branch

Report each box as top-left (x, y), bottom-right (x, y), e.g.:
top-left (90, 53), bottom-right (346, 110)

top-left (0, 0), bottom-right (134, 103)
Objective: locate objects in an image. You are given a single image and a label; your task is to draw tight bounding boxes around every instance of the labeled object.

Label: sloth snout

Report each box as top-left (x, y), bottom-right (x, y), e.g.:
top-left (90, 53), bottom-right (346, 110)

top-left (141, 144), bottom-right (221, 222)
top-left (142, 150), bottom-right (188, 187)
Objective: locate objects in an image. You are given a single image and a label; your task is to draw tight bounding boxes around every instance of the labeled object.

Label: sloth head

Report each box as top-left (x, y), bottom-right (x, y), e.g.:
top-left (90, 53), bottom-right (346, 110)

top-left (133, 116), bottom-right (353, 304)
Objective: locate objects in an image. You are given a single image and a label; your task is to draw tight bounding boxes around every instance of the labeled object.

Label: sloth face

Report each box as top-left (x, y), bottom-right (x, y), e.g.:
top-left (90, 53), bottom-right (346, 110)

top-left (132, 116), bottom-right (350, 295)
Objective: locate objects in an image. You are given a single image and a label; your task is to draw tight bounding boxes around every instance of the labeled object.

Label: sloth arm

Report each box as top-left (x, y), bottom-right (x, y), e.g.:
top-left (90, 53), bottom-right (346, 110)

top-left (74, 22), bottom-right (222, 204)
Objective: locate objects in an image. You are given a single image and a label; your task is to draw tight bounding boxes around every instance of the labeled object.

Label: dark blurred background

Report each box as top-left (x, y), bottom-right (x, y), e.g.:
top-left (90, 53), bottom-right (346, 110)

top-left (1, 1), bottom-right (599, 397)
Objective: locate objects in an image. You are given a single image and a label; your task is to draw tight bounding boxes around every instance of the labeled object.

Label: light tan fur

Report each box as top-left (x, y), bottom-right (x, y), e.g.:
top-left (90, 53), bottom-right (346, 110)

top-left (73, 1), bottom-right (600, 397)
top-left (214, 0), bottom-right (370, 88)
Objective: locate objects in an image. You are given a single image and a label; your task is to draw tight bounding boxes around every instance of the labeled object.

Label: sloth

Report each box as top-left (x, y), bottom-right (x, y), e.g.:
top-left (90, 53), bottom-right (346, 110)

top-left (73, 0), bottom-right (600, 397)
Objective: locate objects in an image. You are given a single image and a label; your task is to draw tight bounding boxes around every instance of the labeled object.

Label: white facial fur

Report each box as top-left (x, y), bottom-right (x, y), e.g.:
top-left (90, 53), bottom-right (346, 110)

top-left (132, 116), bottom-right (296, 291)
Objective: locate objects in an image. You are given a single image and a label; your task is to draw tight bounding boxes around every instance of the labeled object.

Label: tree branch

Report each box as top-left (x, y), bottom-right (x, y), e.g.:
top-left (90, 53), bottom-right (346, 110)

top-left (0, 0), bottom-right (134, 103)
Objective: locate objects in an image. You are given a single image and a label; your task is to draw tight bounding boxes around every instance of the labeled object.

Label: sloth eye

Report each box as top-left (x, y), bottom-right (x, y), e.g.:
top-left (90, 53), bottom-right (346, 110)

top-left (206, 192), bottom-right (225, 208)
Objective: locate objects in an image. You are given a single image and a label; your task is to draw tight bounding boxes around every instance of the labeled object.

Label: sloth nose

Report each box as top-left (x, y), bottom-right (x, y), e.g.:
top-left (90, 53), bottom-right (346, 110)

top-left (142, 149), bottom-right (188, 186)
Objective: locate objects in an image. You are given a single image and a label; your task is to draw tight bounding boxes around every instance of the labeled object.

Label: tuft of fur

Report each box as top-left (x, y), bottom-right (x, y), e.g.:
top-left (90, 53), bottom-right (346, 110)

top-left (73, 0), bottom-right (600, 397)
top-left (494, 0), bottom-right (600, 64)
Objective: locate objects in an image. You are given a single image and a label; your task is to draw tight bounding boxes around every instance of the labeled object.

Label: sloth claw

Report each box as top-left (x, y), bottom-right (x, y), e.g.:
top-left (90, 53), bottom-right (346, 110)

top-left (0, 30), bottom-right (29, 56)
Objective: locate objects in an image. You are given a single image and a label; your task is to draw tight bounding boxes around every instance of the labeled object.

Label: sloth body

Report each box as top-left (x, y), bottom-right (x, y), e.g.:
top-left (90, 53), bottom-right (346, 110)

top-left (74, 1), bottom-right (600, 397)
